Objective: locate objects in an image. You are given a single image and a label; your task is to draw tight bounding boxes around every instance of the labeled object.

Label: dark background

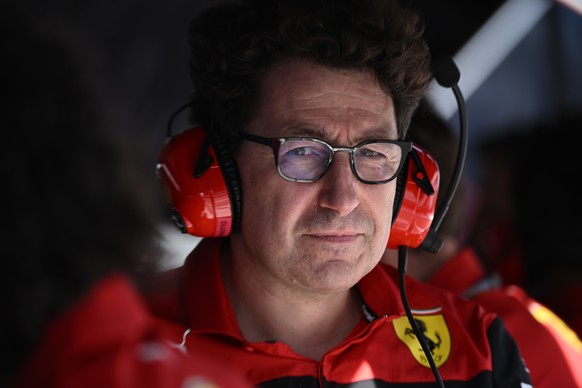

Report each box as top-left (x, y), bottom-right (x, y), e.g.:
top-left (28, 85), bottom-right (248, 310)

top-left (12, 0), bottom-right (581, 181)
top-left (7, 0), bottom-right (582, 262)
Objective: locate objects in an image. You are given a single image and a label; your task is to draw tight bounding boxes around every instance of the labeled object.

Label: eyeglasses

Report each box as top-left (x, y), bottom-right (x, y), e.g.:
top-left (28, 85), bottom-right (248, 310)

top-left (240, 132), bottom-right (412, 184)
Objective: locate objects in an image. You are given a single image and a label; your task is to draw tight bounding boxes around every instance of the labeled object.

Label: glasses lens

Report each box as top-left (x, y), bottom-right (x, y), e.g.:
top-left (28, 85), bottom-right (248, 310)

top-left (354, 142), bottom-right (404, 182)
top-left (278, 139), bottom-right (330, 181)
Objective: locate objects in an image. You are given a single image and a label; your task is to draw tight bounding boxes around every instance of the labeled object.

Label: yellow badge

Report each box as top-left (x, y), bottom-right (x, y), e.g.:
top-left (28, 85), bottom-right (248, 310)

top-left (393, 312), bottom-right (451, 368)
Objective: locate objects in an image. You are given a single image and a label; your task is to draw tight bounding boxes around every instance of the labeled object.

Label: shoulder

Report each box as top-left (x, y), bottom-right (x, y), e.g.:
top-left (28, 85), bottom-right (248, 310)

top-left (369, 264), bottom-right (532, 386)
top-left (142, 265), bottom-right (188, 325)
top-left (378, 262), bottom-right (497, 325)
top-left (142, 238), bottom-right (223, 324)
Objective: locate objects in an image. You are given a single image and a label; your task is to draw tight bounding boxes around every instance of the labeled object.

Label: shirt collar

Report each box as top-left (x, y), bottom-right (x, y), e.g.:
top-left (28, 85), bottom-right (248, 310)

top-left (182, 239), bottom-right (442, 334)
top-left (182, 238), bottom-right (245, 340)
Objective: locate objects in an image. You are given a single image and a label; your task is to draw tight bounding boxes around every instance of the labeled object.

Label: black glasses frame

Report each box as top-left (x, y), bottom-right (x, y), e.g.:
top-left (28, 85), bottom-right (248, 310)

top-left (240, 132), bottom-right (412, 184)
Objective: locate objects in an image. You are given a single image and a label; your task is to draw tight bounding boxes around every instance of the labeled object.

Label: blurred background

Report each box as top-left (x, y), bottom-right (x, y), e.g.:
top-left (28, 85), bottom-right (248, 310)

top-left (6, 0), bottom-right (582, 268)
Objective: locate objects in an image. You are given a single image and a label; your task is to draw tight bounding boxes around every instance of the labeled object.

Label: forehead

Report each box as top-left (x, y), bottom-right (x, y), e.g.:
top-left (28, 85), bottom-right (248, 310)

top-left (250, 58), bottom-right (397, 140)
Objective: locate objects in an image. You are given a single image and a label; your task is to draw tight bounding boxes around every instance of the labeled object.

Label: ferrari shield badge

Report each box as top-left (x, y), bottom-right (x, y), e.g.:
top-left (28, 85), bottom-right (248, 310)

top-left (393, 311), bottom-right (451, 368)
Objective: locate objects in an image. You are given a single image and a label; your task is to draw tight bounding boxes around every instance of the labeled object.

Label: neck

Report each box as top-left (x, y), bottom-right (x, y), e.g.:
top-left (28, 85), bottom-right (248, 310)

top-left (222, 245), bottom-right (363, 361)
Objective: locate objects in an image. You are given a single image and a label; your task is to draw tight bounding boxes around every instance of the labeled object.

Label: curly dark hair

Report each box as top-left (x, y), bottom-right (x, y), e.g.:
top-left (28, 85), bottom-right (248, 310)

top-left (188, 0), bottom-right (432, 147)
top-left (0, 5), bottom-right (164, 383)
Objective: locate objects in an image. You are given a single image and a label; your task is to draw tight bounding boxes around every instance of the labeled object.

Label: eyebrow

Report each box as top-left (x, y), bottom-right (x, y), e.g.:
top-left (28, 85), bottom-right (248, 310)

top-left (283, 126), bottom-right (325, 138)
top-left (282, 126), bottom-right (398, 142)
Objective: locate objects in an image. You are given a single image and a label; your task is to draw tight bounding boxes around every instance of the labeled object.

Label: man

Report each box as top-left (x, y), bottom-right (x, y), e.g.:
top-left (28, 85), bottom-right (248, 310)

top-left (151, 0), bottom-right (532, 386)
top-left (382, 102), bottom-right (582, 387)
top-left (0, 4), bottom-right (250, 387)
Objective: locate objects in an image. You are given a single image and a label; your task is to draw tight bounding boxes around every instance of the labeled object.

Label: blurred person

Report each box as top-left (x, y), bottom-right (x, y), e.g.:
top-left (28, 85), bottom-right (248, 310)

top-left (0, 4), bottom-right (251, 387)
top-left (149, 0), bottom-right (532, 386)
top-left (514, 114), bottom-right (582, 340)
top-left (382, 102), bottom-right (582, 387)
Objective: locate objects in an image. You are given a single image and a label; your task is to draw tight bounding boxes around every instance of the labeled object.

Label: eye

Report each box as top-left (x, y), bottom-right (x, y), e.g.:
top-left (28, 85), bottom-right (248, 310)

top-left (358, 147), bottom-right (385, 159)
top-left (281, 140), bottom-right (328, 161)
top-left (357, 145), bottom-right (390, 161)
top-left (289, 146), bottom-right (315, 157)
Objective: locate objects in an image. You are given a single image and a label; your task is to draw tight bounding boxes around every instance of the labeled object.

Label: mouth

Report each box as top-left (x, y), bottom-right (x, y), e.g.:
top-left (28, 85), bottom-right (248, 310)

top-left (304, 233), bottom-right (362, 243)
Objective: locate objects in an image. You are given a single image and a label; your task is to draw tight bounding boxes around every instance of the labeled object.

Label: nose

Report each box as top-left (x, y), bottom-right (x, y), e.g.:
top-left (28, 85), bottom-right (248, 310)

top-left (317, 151), bottom-right (360, 215)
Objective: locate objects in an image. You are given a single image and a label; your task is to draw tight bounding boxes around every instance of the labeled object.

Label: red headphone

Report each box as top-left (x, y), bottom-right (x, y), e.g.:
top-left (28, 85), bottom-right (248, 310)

top-left (156, 125), bottom-right (439, 249)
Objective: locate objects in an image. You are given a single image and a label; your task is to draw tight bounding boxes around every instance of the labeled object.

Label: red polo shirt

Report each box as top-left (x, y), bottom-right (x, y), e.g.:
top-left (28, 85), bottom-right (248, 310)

top-left (148, 238), bottom-right (532, 387)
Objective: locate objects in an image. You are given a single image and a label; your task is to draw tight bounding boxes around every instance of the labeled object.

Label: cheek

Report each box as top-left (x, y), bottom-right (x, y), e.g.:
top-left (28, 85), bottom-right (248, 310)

top-left (374, 184), bottom-right (396, 229)
top-left (369, 185), bottom-right (397, 254)
top-left (237, 157), bottom-right (305, 230)
top-left (243, 178), bottom-right (311, 219)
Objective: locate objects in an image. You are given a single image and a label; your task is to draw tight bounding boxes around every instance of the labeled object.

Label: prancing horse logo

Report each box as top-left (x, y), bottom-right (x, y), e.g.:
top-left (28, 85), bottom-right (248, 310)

top-left (393, 313), bottom-right (451, 368)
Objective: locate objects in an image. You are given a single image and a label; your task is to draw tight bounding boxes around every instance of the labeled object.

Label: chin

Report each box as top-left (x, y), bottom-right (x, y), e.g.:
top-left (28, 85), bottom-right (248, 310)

top-left (311, 259), bottom-right (367, 288)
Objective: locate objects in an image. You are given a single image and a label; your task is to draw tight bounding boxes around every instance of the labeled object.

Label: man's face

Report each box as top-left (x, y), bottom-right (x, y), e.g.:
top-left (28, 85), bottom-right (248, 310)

top-left (231, 58), bottom-right (399, 294)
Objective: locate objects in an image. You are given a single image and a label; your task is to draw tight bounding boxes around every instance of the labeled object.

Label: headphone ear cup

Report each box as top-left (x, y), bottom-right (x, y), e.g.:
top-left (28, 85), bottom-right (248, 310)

top-left (156, 125), bottom-right (239, 237)
top-left (391, 160), bottom-right (408, 227)
top-left (387, 144), bottom-right (440, 248)
top-left (211, 135), bottom-right (242, 234)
